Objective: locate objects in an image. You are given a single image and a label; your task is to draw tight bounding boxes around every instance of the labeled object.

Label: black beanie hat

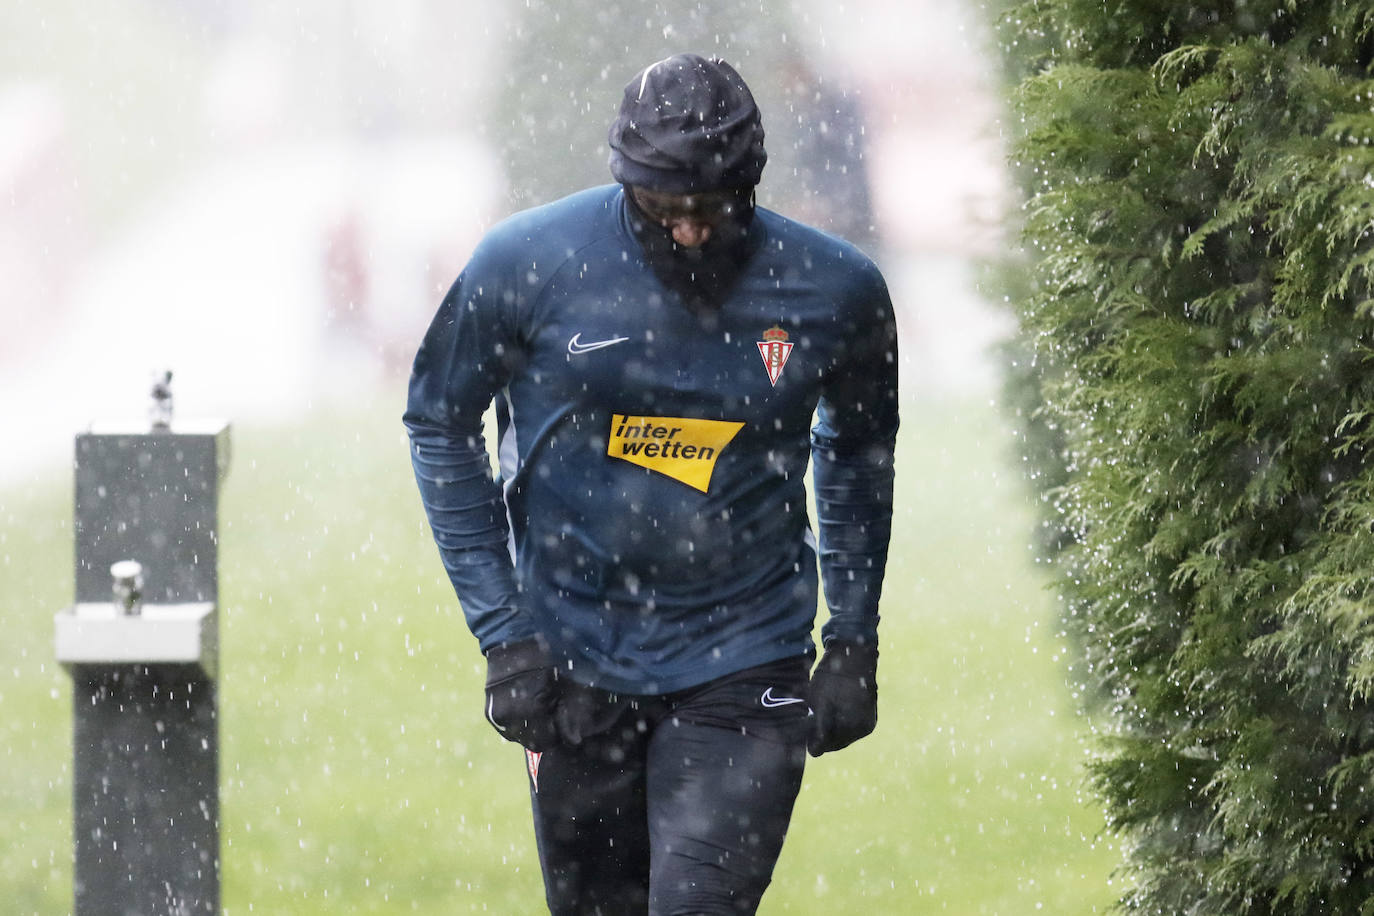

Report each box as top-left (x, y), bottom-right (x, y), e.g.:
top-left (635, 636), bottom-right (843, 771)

top-left (608, 54), bottom-right (767, 194)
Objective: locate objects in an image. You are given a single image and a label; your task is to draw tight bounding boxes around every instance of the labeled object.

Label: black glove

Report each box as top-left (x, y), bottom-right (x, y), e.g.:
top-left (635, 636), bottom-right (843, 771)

top-left (484, 638), bottom-right (560, 752)
top-left (807, 640), bottom-right (878, 756)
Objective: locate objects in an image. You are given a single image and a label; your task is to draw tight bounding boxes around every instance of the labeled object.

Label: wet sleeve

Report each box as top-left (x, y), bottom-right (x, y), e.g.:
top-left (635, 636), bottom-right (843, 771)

top-left (811, 265), bottom-right (899, 649)
top-left (402, 257), bottom-right (536, 651)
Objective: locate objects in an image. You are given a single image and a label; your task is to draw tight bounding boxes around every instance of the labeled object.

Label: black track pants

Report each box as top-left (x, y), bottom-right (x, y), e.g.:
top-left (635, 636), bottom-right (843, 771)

top-left (524, 656), bottom-right (811, 915)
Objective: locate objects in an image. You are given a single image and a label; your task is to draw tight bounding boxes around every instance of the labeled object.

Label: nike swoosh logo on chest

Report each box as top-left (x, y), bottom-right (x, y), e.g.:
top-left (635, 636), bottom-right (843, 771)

top-left (568, 333), bottom-right (631, 354)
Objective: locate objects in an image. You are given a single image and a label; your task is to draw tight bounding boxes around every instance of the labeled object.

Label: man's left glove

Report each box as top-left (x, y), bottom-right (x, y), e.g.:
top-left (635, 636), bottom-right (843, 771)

top-left (484, 638), bottom-right (560, 752)
top-left (807, 640), bottom-right (878, 757)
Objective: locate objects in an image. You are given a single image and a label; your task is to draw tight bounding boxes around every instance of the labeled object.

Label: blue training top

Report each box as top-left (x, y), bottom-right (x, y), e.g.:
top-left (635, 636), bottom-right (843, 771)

top-left (404, 185), bottom-right (898, 695)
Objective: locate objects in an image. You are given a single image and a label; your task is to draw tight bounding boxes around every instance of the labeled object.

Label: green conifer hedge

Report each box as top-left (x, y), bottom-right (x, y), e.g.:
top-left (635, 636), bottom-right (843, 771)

top-left (1000, 2), bottom-right (1374, 912)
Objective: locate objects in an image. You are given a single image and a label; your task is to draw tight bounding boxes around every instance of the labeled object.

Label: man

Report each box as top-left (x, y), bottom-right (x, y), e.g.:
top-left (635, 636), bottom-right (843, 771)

top-left (404, 53), bottom-right (898, 915)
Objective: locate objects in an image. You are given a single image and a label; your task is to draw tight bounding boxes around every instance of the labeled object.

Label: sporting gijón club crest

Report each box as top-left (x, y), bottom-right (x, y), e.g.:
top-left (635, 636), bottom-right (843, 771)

top-left (756, 325), bottom-right (793, 386)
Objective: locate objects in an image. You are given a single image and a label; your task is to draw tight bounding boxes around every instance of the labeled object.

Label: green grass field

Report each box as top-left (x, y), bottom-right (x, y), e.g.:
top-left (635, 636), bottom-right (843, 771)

top-left (0, 384), bottom-right (1121, 914)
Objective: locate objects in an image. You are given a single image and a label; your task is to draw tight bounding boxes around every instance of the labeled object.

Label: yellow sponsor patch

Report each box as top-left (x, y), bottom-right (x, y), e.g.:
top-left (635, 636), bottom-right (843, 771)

top-left (607, 413), bottom-right (744, 493)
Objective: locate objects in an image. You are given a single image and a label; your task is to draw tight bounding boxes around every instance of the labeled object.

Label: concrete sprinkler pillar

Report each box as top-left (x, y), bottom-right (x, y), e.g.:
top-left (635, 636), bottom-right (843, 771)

top-left (54, 372), bottom-right (229, 915)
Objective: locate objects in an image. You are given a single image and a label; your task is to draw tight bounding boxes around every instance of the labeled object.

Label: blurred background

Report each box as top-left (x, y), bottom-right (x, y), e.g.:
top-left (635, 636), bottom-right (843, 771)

top-left (0, 1), bottom-right (1121, 913)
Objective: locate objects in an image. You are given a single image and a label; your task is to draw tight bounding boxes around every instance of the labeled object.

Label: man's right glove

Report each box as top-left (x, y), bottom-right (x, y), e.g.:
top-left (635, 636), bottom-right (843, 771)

top-left (807, 640), bottom-right (879, 756)
top-left (484, 638), bottom-right (560, 752)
